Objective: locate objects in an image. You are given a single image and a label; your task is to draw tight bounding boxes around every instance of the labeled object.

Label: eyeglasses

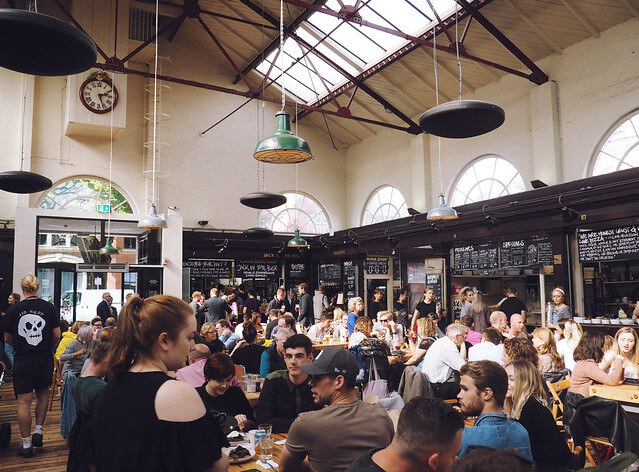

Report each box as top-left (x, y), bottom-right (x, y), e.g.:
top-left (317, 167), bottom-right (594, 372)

top-left (380, 319), bottom-right (389, 322)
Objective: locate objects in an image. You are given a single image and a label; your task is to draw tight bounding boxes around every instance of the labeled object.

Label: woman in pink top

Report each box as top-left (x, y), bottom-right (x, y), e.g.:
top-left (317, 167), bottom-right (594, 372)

top-left (569, 331), bottom-right (623, 397)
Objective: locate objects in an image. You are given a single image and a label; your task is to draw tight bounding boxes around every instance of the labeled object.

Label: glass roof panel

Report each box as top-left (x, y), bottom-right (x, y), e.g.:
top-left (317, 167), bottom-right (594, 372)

top-left (254, 0), bottom-right (458, 104)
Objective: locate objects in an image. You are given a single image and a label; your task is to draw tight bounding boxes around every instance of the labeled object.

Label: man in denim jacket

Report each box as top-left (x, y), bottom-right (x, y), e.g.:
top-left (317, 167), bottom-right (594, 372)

top-left (457, 360), bottom-right (532, 460)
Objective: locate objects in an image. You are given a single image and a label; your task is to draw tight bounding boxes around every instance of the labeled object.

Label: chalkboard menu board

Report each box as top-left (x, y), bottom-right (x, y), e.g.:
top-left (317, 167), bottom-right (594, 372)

top-left (365, 256), bottom-right (389, 274)
top-left (454, 244), bottom-right (499, 270)
top-left (344, 260), bottom-right (357, 299)
top-left (183, 260), bottom-right (232, 278)
top-left (393, 258), bottom-right (401, 281)
top-left (578, 225), bottom-right (639, 262)
top-left (235, 260), bottom-right (279, 278)
top-left (527, 237), bottom-right (553, 266)
top-left (500, 237), bottom-right (552, 267)
top-left (319, 261), bottom-right (341, 287)
top-left (426, 272), bottom-right (442, 302)
top-left (286, 262), bottom-right (307, 280)
top-left (500, 240), bottom-right (526, 268)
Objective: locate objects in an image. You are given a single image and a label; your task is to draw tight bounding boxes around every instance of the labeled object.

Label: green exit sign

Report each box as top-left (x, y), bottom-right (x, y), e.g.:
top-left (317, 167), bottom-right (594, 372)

top-left (97, 204), bottom-right (110, 213)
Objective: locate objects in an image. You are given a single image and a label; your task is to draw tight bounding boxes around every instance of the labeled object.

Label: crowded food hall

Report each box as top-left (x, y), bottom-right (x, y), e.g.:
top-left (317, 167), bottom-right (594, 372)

top-left (1, 0), bottom-right (639, 470)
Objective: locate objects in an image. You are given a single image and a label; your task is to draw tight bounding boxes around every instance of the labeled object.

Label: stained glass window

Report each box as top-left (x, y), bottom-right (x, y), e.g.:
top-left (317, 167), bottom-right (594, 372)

top-left (258, 192), bottom-right (330, 234)
top-left (362, 185), bottom-right (409, 225)
top-left (450, 156), bottom-right (526, 206)
top-left (39, 178), bottom-right (134, 214)
top-left (591, 111), bottom-right (639, 176)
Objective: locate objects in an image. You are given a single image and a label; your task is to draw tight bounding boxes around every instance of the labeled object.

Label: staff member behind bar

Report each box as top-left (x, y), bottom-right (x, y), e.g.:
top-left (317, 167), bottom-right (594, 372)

top-left (411, 288), bottom-right (437, 331)
top-left (546, 287), bottom-right (571, 329)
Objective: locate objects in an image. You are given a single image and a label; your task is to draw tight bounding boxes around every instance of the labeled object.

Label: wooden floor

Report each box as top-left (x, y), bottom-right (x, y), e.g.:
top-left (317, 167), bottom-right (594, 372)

top-left (0, 377), bottom-right (68, 472)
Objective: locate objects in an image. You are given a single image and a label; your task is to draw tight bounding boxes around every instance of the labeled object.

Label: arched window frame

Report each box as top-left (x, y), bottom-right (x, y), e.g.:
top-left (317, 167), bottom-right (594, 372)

top-left (258, 191), bottom-right (331, 235)
top-left (588, 109), bottom-right (639, 177)
top-left (361, 185), bottom-right (409, 226)
top-left (449, 155), bottom-right (526, 206)
top-left (37, 176), bottom-right (137, 214)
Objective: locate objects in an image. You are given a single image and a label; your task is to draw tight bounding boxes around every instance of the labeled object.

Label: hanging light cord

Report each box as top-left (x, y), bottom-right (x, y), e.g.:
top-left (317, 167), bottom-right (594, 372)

top-left (151, 0), bottom-right (159, 208)
top-left (455, 6), bottom-right (462, 100)
top-left (19, 75), bottom-right (27, 171)
top-left (280, 0), bottom-right (285, 110)
top-left (432, 21), bottom-right (443, 194)
top-left (108, 72), bottom-right (115, 237)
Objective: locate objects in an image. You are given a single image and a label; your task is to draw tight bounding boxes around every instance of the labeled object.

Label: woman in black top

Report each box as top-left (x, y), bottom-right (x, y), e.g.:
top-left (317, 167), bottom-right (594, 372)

top-left (505, 360), bottom-right (581, 471)
top-left (394, 288), bottom-right (410, 331)
top-left (411, 288), bottom-right (437, 331)
top-left (196, 353), bottom-right (255, 431)
top-left (368, 289), bottom-right (385, 319)
top-left (92, 295), bottom-right (228, 472)
top-left (200, 322), bottom-right (225, 354)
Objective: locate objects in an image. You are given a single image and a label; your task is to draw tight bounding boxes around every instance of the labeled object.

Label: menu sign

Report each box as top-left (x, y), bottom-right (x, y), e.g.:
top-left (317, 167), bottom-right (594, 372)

top-left (319, 262), bottom-right (341, 284)
top-left (183, 260), bottom-right (232, 278)
top-left (235, 260), bottom-right (279, 278)
top-left (426, 273), bottom-right (442, 303)
top-left (344, 260), bottom-right (357, 299)
top-left (286, 262), bottom-right (307, 280)
top-left (453, 243), bottom-right (498, 270)
top-left (393, 258), bottom-right (401, 281)
top-left (365, 256), bottom-right (389, 274)
top-left (500, 240), bottom-right (526, 268)
top-left (578, 225), bottom-right (639, 262)
top-left (527, 237), bottom-right (553, 266)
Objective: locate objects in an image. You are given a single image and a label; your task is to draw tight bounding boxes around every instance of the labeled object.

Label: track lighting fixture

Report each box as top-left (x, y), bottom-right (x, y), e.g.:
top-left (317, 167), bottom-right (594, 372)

top-left (387, 236), bottom-right (398, 248)
top-left (348, 230), bottom-right (360, 247)
top-left (217, 239), bottom-right (228, 254)
top-left (276, 242), bottom-right (285, 256)
top-left (431, 223), bottom-right (442, 236)
top-left (559, 194), bottom-right (579, 223)
top-left (530, 179), bottom-right (548, 189)
top-left (319, 236), bottom-right (330, 251)
top-left (407, 208), bottom-right (421, 216)
top-left (485, 215), bottom-right (500, 230)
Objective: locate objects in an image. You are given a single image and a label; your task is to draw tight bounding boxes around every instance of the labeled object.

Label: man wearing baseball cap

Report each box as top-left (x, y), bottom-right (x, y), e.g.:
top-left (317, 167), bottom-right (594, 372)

top-left (279, 346), bottom-right (394, 472)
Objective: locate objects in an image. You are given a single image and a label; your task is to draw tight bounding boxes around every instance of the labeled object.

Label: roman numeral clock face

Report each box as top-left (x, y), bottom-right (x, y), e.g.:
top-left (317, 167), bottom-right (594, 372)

top-left (79, 76), bottom-right (118, 114)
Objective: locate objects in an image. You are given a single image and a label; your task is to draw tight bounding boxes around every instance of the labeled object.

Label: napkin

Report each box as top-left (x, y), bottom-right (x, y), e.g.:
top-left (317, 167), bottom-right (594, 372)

top-left (256, 459), bottom-right (278, 469)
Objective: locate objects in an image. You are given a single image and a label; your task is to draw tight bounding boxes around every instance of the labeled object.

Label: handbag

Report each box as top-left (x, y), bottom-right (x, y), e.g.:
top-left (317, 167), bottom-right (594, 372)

top-left (363, 358), bottom-right (389, 399)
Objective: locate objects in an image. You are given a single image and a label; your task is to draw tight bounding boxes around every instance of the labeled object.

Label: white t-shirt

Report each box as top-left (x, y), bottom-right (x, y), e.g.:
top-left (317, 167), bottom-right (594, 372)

top-left (556, 338), bottom-right (576, 371)
top-left (468, 341), bottom-right (504, 365)
top-left (421, 336), bottom-right (465, 383)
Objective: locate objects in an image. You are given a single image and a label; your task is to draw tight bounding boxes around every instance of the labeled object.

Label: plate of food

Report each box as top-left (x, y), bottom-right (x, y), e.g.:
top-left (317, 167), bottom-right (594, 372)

top-left (222, 444), bottom-right (255, 463)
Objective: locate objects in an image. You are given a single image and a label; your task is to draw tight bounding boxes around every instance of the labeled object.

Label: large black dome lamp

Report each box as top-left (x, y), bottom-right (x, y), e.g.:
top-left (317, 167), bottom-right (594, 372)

top-left (240, 191), bottom-right (286, 210)
top-left (0, 9), bottom-right (97, 76)
top-left (419, 100), bottom-right (505, 139)
top-left (0, 170), bottom-right (52, 193)
top-left (243, 227), bottom-right (274, 239)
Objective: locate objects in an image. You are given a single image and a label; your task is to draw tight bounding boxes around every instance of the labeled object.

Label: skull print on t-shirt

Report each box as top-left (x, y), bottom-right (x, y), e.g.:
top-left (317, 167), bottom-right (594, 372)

top-left (18, 313), bottom-right (46, 346)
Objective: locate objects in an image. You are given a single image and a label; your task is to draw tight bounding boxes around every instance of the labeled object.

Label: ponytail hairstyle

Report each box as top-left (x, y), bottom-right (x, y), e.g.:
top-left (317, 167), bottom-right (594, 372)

top-left (106, 295), bottom-right (192, 380)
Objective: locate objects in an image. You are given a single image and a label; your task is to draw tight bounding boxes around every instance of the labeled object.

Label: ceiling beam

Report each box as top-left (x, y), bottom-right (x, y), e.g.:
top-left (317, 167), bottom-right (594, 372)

top-left (417, 48), bottom-right (475, 94)
top-left (559, 0), bottom-right (600, 37)
top-left (503, 0), bottom-right (562, 55)
top-left (395, 61), bottom-right (452, 102)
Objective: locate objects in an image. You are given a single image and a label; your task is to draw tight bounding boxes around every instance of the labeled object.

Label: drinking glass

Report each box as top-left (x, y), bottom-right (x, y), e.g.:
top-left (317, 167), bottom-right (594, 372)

top-left (258, 423), bottom-right (272, 436)
top-left (259, 435), bottom-right (274, 461)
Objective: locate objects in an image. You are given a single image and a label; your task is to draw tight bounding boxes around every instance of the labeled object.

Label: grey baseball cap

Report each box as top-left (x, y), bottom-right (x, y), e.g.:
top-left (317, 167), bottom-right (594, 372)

top-left (299, 346), bottom-right (359, 382)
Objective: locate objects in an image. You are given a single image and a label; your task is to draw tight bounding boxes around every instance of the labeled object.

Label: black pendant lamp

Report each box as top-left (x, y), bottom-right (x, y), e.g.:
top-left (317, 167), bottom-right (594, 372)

top-left (419, 100), bottom-right (505, 139)
top-left (240, 191), bottom-right (286, 210)
top-left (243, 227), bottom-right (274, 239)
top-left (0, 170), bottom-right (52, 193)
top-left (0, 9), bottom-right (97, 76)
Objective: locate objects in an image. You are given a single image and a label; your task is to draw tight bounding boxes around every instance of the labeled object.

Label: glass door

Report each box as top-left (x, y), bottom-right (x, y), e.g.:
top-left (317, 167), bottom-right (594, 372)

top-left (37, 265), bottom-right (78, 322)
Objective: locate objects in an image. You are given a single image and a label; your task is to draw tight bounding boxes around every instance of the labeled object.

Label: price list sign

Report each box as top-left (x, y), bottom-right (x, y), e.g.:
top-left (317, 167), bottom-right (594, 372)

top-left (235, 260), bottom-right (279, 278)
top-left (344, 261), bottom-right (357, 299)
top-left (365, 256), bottom-right (389, 274)
top-left (183, 260), bottom-right (232, 278)
top-left (578, 225), bottom-right (639, 262)
top-left (319, 262), bottom-right (341, 287)
top-left (286, 262), bottom-right (307, 280)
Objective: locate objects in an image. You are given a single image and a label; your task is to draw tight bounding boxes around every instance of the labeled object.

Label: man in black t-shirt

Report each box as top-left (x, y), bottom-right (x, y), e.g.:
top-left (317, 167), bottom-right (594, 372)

top-left (499, 286), bottom-right (527, 322)
top-left (4, 275), bottom-right (61, 457)
top-left (345, 397), bottom-right (464, 472)
top-left (243, 290), bottom-right (261, 317)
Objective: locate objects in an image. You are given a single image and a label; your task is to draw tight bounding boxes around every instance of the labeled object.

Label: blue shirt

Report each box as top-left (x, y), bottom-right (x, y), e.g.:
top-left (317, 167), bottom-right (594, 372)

top-left (459, 412), bottom-right (532, 460)
top-left (347, 312), bottom-right (358, 336)
top-left (220, 331), bottom-right (240, 351)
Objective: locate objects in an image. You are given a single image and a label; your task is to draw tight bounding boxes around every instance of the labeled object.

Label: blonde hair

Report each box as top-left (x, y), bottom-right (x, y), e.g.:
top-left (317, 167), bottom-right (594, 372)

top-left (377, 310), bottom-right (394, 321)
top-left (458, 286), bottom-right (473, 304)
top-left (505, 360), bottom-right (547, 420)
top-left (200, 322), bottom-right (216, 337)
top-left (612, 327), bottom-right (639, 366)
top-left (348, 297), bottom-right (363, 313)
top-left (532, 327), bottom-right (564, 371)
top-left (563, 320), bottom-right (583, 351)
top-left (70, 321), bottom-right (88, 334)
top-left (20, 275), bottom-right (40, 293)
top-left (417, 317), bottom-right (437, 339)
top-left (354, 316), bottom-right (373, 337)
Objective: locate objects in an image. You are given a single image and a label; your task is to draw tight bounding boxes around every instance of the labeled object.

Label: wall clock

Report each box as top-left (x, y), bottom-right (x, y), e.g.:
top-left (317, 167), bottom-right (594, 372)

top-left (79, 71), bottom-right (118, 114)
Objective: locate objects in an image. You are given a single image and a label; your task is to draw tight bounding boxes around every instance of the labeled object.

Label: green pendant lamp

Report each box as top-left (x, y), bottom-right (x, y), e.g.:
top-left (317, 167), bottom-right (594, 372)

top-left (427, 195), bottom-right (458, 221)
top-left (253, 110), bottom-right (312, 164)
top-left (99, 237), bottom-right (119, 254)
top-left (287, 229), bottom-right (308, 248)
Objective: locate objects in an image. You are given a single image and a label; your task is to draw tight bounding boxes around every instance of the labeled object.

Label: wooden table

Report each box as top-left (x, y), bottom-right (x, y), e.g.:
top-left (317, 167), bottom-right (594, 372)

top-left (312, 342), bottom-right (348, 350)
top-left (228, 433), bottom-right (287, 471)
top-left (589, 384), bottom-right (639, 404)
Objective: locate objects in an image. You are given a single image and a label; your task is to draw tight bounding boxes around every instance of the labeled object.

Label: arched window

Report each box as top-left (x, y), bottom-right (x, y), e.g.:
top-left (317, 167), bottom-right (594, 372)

top-left (450, 156), bottom-right (526, 206)
top-left (258, 192), bottom-right (330, 234)
top-left (362, 185), bottom-right (409, 225)
top-left (591, 110), bottom-right (639, 176)
top-left (39, 177), bottom-right (134, 213)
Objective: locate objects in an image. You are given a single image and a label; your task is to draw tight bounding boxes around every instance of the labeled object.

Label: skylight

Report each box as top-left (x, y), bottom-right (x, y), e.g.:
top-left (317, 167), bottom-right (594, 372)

top-left (254, 0), bottom-right (457, 104)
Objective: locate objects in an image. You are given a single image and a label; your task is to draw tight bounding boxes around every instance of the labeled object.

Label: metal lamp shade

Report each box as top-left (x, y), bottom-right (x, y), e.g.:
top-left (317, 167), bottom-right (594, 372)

top-left (0, 170), bottom-right (52, 193)
top-left (427, 195), bottom-right (458, 221)
top-left (243, 227), bottom-right (274, 239)
top-left (254, 111), bottom-right (312, 164)
top-left (138, 204), bottom-right (167, 229)
top-left (240, 191), bottom-right (286, 209)
top-left (419, 100), bottom-right (505, 139)
top-left (287, 229), bottom-right (308, 248)
top-left (98, 237), bottom-right (119, 254)
top-left (0, 9), bottom-right (97, 76)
